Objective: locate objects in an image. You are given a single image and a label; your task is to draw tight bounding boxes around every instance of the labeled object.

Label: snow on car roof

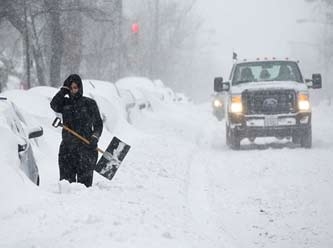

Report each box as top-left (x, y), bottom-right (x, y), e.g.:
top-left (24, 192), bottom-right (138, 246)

top-left (235, 58), bottom-right (299, 64)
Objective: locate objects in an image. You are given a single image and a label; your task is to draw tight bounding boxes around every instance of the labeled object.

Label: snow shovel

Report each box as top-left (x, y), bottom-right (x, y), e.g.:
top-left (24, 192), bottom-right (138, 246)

top-left (52, 117), bottom-right (131, 180)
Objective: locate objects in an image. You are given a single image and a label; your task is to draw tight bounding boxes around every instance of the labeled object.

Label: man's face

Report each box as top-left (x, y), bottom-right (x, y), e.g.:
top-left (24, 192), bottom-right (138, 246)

top-left (70, 82), bottom-right (79, 95)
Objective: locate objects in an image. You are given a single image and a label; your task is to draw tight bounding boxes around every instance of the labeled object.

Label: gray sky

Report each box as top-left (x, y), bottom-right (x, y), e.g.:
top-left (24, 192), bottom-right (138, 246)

top-left (188, 0), bottom-right (323, 100)
top-left (194, 0), bottom-right (319, 75)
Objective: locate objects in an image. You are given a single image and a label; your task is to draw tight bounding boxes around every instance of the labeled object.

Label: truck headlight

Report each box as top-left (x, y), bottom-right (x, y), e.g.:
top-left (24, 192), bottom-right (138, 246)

top-left (298, 93), bottom-right (310, 111)
top-left (213, 99), bottom-right (223, 108)
top-left (230, 95), bottom-right (243, 113)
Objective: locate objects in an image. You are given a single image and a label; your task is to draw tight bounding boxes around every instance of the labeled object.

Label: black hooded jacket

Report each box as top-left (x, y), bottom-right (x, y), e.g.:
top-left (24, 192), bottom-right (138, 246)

top-left (50, 74), bottom-right (103, 146)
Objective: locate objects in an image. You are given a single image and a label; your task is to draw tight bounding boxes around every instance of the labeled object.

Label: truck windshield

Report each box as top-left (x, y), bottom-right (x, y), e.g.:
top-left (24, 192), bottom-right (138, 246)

top-left (232, 61), bottom-right (303, 85)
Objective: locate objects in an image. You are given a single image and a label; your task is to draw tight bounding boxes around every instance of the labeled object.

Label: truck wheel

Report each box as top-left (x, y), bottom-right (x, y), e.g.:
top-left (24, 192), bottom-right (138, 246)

top-left (226, 125), bottom-right (230, 146)
top-left (300, 126), bottom-right (312, 148)
top-left (231, 131), bottom-right (241, 150)
top-left (292, 134), bottom-right (300, 144)
top-left (227, 126), bottom-right (240, 150)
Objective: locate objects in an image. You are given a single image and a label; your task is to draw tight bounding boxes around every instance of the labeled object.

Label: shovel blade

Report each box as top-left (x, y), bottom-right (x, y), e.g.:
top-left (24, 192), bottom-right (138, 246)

top-left (95, 136), bottom-right (130, 180)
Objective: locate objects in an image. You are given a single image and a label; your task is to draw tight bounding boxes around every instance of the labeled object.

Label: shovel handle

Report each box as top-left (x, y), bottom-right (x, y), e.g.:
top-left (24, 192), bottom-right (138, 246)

top-left (52, 117), bottom-right (105, 154)
top-left (62, 126), bottom-right (105, 154)
top-left (62, 125), bottom-right (89, 144)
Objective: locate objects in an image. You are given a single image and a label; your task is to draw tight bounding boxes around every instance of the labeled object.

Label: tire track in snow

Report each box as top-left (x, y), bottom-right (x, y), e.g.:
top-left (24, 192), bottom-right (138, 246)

top-left (184, 114), bottom-right (238, 248)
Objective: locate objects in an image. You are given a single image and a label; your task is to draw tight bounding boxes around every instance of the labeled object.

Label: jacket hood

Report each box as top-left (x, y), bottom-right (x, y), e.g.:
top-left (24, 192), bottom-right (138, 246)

top-left (66, 74), bottom-right (83, 98)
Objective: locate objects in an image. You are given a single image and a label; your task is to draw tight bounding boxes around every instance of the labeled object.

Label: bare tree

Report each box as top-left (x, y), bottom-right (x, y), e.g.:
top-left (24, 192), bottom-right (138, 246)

top-left (79, 1), bottom-right (124, 81)
top-left (1, 0), bottom-right (47, 86)
top-left (125, 0), bottom-right (200, 88)
top-left (44, 0), bottom-right (63, 86)
top-left (1, 0), bottom-right (117, 87)
top-left (1, 0), bottom-right (202, 92)
top-left (61, 0), bottom-right (83, 79)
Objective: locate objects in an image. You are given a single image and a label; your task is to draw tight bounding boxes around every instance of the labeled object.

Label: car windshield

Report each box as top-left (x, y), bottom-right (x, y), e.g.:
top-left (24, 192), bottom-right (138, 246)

top-left (232, 61), bottom-right (303, 85)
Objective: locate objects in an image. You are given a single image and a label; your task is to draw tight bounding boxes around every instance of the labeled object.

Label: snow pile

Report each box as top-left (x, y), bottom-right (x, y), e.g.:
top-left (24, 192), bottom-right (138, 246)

top-left (0, 77), bottom-right (332, 248)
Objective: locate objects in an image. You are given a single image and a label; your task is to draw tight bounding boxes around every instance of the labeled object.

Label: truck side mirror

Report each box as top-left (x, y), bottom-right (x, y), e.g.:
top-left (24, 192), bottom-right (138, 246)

top-left (214, 77), bottom-right (223, 92)
top-left (214, 77), bottom-right (230, 92)
top-left (312, 74), bottom-right (322, 89)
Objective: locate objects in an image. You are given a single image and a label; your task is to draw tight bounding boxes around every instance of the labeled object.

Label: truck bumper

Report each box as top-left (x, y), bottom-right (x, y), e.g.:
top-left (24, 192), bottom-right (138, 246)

top-left (228, 112), bottom-right (311, 138)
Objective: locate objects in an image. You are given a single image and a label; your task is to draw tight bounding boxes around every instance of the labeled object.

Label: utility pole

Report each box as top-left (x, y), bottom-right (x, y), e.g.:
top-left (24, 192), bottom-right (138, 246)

top-left (23, 0), bottom-right (31, 89)
top-left (115, 0), bottom-right (123, 80)
top-left (150, 0), bottom-right (159, 79)
top-left (130, 22), bottom-right (140, 75)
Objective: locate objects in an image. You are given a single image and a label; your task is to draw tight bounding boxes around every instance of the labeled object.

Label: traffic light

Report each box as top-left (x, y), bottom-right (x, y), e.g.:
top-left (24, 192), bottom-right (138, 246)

top-left (131, 23), bottom-right (139, 34)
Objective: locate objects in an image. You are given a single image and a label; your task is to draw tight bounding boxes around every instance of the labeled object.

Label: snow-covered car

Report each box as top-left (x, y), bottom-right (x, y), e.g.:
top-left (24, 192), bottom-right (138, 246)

top-left (214, 58), bottom-right (322, 149)
top-left (175, 93), bottom-right (190, 103)
top-left (0, 60), bottom-right (8, 92)
top-left (116, 78), bottom-right (151, 110)
top-left (117, 88), bottom-right (136, 121)
top-left (0, 96), bottom-right (43, 185)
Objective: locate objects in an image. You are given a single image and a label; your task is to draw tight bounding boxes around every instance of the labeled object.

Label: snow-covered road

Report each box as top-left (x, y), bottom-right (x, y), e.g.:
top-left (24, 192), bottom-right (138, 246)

top-left (125, 102), bottom-right (333, 248)
top-left (1, 97), bottom-right (332, 248)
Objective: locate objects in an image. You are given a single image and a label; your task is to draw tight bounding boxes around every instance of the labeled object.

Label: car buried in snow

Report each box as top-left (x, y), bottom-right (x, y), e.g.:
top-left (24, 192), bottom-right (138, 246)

top-left (214, 58), bottom-right (322, 149)
top-left (0, 97), bottom-right (43, 185)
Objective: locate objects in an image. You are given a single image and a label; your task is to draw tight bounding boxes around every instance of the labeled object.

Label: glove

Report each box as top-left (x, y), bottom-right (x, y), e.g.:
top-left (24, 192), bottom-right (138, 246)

top-left (88, 135), bottom-right (98, 150)
top-left (60, 75), bottom-right (73, 95)
top-left (60, 86), bottom-right (70, 95)
top-left (63, 75), bottom-right (72, 88)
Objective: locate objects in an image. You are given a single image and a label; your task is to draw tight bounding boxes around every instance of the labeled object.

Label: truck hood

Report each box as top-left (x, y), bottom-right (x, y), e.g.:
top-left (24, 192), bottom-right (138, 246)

top-left (231, 81), bottom-right (308, 94)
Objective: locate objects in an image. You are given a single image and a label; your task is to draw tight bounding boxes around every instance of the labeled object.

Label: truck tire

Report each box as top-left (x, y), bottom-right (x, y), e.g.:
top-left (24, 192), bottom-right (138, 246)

top-left (292, 134), bottom-right (300, 144)
top-left (226, 125), bottom-right (230, 146)
top-left (226, 125), bottom-right (240, 150)
top-left (300, 126), bottom-right (312, 148)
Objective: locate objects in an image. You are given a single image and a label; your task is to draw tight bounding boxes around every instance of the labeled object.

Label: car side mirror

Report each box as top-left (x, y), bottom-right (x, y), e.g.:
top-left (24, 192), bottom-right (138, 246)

top-left (214, 77), bottom-right (230, 92)
top-left (312, 73), bottom-right (322, 89)
top-left (28, 127), bottom-right (43, 139)
top-left (214, 77), bottom-right (223, 92)
top-left (214, 77), bottom-right (231, 92)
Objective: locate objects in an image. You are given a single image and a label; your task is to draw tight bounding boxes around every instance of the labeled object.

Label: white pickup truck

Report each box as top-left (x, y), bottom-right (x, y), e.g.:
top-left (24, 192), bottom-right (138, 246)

top-left (214, 59), bottom-right (322, 149)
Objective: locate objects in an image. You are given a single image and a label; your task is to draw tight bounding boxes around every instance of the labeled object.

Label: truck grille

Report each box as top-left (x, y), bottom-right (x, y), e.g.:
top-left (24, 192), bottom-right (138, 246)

top-left (242, 89), bottom-right (297, 115)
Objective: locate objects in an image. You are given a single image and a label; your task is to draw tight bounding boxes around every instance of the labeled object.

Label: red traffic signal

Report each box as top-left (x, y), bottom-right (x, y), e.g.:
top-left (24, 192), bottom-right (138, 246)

top-left (131, 23), bottom-right (139, 33)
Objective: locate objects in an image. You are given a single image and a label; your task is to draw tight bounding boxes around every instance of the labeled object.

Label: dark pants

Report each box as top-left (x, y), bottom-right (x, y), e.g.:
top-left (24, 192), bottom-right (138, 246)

top-left (58, 142), bottom-right (98, 187)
